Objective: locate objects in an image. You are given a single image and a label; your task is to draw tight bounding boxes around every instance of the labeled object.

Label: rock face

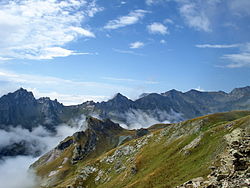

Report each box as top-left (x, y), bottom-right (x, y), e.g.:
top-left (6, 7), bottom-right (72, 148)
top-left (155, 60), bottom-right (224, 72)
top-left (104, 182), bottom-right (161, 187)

top-left (1, 86), bottom-right (250, 130)
top-left (0, 88), bottom-right (63, 130)
top-left (31, 111), bottom-right (250, 188)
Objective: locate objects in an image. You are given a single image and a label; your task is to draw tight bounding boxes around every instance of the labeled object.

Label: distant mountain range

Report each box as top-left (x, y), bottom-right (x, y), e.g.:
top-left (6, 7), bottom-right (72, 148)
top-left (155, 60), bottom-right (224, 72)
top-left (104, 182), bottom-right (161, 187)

top-left (1, 86), bottom-right (250, 131)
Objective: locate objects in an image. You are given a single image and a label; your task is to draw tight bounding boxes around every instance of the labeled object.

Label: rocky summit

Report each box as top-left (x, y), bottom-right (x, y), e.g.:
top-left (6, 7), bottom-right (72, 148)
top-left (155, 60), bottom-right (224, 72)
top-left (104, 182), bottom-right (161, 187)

top-left (31, 111), bottom-right (250, 188)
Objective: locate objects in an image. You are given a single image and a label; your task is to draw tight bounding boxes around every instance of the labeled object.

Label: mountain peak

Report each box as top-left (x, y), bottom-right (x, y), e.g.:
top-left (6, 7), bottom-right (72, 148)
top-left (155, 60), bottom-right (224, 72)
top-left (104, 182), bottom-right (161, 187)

top-left (86, 116), bottom-right (122, 132)
top-left (230, 86), bottom-right (250, 96)
top-left (161, 89), bottom-right (182, 96)
top-left (8, 88), bottom-right (35, 101)
top-left (108, 93), bottom-right (131, 103)
top-left (187, 89), bottom-right (202, 93)
top-left (112, 93), bottom-right (128, 100)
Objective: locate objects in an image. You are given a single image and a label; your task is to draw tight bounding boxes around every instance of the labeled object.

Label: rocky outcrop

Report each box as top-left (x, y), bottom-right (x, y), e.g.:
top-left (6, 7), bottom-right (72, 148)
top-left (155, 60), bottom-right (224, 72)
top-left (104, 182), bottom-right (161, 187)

top-left (177, 128), bottom-right (250, 188)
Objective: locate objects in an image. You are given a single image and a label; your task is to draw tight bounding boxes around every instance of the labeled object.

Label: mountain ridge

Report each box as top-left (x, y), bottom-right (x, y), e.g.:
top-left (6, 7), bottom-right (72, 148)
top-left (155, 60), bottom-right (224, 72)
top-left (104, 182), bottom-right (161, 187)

top-left (1, 86), bottom-right (250, 131)
top-left (30, 110), bottom-right (250, 188)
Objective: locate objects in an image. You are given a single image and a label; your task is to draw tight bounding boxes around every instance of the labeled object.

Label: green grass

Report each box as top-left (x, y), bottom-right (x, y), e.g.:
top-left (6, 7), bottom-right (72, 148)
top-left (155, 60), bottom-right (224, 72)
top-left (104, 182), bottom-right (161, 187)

top-left (35, 111), bottom-right (250, 188)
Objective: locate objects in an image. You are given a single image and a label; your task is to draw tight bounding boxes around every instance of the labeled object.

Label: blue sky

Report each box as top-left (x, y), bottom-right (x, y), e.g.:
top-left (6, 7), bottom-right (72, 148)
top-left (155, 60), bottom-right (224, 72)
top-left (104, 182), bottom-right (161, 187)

top-left (0, 0), bottom-right (250, 105)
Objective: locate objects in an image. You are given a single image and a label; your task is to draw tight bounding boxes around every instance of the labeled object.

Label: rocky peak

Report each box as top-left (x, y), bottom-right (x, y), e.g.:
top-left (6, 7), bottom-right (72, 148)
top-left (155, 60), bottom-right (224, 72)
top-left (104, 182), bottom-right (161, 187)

top-left (111, 93), bottom-right (130, 102)
top-left (96, 93), bottom-right (134, 113)
top-left (230, 86), bottom-right (250, 98)
top-left (3, 88), bottom-right (36, 103)
top-left (37, 97), bottom-right (63, 110)
top-left (86, 117), bottom-right (123, 132)
top-left (161, 89), bottom-right (182, 96)
top-left (185, 89), bottom-right (202, 95)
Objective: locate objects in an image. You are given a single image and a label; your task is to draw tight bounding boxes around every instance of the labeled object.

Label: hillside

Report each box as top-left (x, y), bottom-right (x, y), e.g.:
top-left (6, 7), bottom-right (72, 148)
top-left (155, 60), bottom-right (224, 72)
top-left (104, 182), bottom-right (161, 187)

top-left (31, 111), bottom-right (250, 188)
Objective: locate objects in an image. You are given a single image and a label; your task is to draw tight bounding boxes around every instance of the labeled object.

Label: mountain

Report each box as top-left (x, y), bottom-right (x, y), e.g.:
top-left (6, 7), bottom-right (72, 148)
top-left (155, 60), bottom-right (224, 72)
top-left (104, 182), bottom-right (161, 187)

top-left (0, 88), bottom-right (63, 131)
top-left (30, 111), bottom-right (250, 188)
top-left (1, 86), bottom-right (250, 158)
top-left (1, 86), bottom-right (250, 130)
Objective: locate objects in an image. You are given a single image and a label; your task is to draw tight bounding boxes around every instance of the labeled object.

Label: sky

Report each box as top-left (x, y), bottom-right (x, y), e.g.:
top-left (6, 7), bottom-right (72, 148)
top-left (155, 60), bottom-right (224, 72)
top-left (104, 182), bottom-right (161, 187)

top-left (0, 0), bottom-right (250, 105)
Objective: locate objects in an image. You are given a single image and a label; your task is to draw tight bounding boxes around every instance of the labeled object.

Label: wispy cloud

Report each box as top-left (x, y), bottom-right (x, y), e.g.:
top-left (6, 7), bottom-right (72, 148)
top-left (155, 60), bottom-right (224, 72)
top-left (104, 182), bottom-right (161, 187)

top-left (29, 88), bottom-right (108, 106)
top-left (130, 41), bottom-right (144, 49)
top-left (194, 86), bottom-right (205, 92)
top-left (147, 22), bottom-right (169, 35)
top-left (179, 3), bottom-right (211, 32)
top-left (19, 47), bottom-right (97, 60)
top-left (196, 44), bottom-right (240, 49)
top-left (164, 18), bottom-right (174, 24)
top-left (113, 48), bottom-right (145, 56)
top-left (104, 9), bottom-right (148, 29)
top-left (146, 0), bottom-right (154, 5)
top-left (0, 69), bottom-right (135, 105)
top-left (0, 57), bottom-right (12, 61)
top-left (222, 52), bottom-right (250, 68)
top-left (0, 0), bottom-right (102, 60)
top-left (196, 43), bottom-right (250, 68)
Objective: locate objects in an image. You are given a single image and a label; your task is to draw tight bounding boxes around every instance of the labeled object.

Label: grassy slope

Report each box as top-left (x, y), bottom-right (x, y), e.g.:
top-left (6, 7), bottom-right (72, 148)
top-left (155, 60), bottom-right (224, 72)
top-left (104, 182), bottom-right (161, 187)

top-left (38, 111), bottom-right (250, 188)
top-left (99, 111), bottom-right (250, 188)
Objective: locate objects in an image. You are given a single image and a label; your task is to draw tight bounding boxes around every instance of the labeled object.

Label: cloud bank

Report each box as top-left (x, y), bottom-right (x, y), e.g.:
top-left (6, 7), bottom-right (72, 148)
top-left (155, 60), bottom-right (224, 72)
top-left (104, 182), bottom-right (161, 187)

top-left (112, 109), bottom-right (183, 129)
top-left (0, 156), bottom-right (38, 188)
top-left (0, 115), bottom-right (87, 188)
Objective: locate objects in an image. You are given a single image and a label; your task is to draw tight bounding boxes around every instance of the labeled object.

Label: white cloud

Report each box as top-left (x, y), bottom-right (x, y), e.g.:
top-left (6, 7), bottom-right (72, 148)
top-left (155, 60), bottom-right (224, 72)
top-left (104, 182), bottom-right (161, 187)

top-left (0, 57), bottom-right (12, 61)
top-left (112, 109), bottom-right (182, 129)
top-left (0, 156), bottom-right (38, 188)
top-left (113, 48), bottom-right (145, 56)
top-left (217, 43), bottom-right (250, 68)
top-left (160, 39), bottom-right (166, 44)
top-left (147, 22), bottom-right (169, 35)
top-left (146, 0), bottom-right (154, 5)
top-left (0, 0), bottom-right (102, 60)
top-left (179, 3), bottom-right (211, 32)
top-left (22, 47), bottom-right (95, 60)
top-left (195, 42), bottom-right (250, 68)
top-left (0, 69), bottom-right (140, 105)
top-left (104, 9), bottom-right (148, 29)
top-left (222, 53), bottom-right (250, 68)
top-left (196, 44), bottom-right (240, 48)
top-left (69, 26), bottom-right (95, 38)
top-left (29, 88), bottom-right (108, 106)
top-left (194, 86), bottom-right (205, 92)
top-left (0, 121), bottom-right (83, 188)
top-left (164, 18), bottom-right (174, 24)
top-left (146, 0), bottom-right (250, 33)
top-left (130, 41), bottom-right (144, 49)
